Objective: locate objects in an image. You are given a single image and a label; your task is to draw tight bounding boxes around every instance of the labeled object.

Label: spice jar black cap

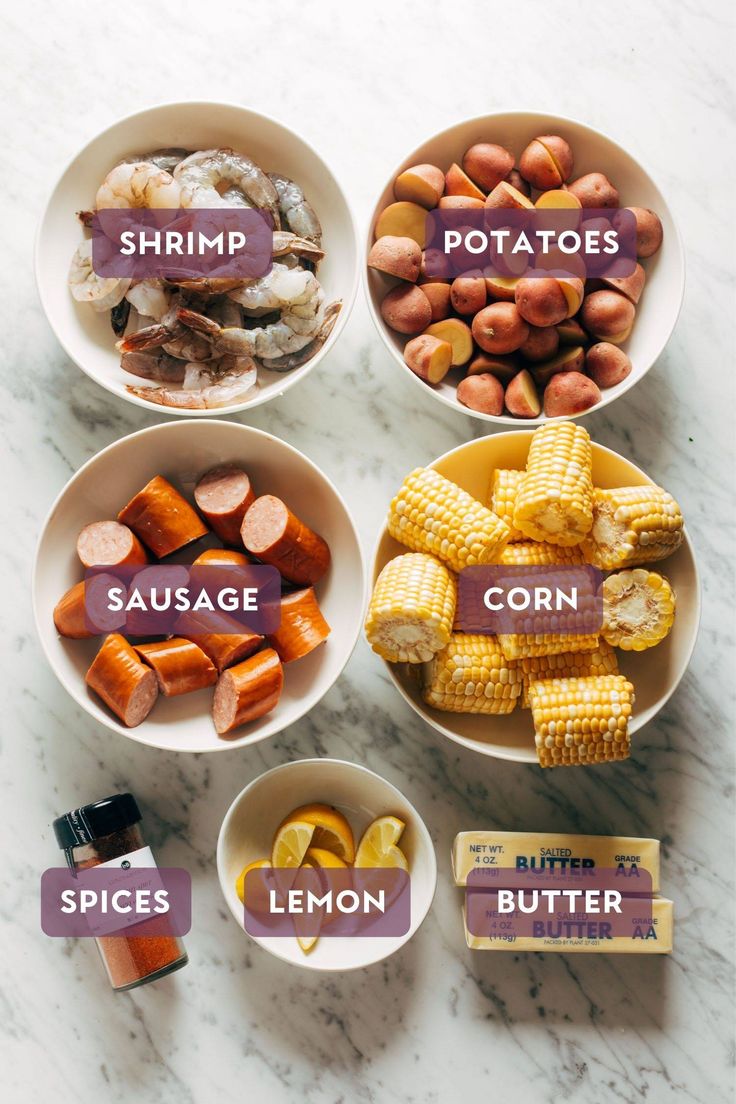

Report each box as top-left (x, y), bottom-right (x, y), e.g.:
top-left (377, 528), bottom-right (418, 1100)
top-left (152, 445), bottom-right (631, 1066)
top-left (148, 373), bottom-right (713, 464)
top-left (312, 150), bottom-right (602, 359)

top-left (53, 793), bottom-right (142, 850)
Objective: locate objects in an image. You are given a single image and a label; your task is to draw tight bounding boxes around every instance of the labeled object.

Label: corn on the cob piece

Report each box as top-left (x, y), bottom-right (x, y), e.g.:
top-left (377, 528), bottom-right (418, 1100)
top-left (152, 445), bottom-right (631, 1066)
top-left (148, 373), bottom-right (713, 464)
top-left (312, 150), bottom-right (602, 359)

top-left (365, 553), bottom-right (457, 663)
top-left (519, 641), bottom-right (619, 707)
top-left (489, 469), bottom-right (525, 541)
top-left (423, 633), bottom-right (521, 714)
top-left (499, 630), bottom-right (600, 660)
top-left (513, 422), bottom-right (594, 546)
top-left (529, 674), bottom-right (634, 767)
top-left (582, 486), bottom-right (684, 570)
top-left (601, 568), bottom-right (675, 651)
top-left (388, 467), bottom-right (509, 572)
top-left (497, 541), bottom-right (585, 566)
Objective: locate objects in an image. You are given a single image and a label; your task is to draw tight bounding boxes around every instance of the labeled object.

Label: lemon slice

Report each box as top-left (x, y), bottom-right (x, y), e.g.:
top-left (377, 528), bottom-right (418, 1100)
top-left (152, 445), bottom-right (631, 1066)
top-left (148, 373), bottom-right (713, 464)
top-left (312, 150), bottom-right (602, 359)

top-left (235, 858), bottom-right (271, 904)
top-left (271, 820), bottom-right (315, 868)
top-left (278, 804), bottom-right (355, 864)
top-left (295, 863), bottom-right (320, 954)
top-left (304, 847), bottom-right (348, 869)
top-left (354, 815), bottom-right (409, 870)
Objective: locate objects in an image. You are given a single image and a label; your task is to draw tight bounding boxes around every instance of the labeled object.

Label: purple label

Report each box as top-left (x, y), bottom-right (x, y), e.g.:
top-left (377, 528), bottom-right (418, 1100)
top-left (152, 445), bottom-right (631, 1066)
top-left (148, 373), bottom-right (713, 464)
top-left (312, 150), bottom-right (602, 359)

top-left (84, 563), bottom-right (281, 636)
top-left (456, 564), bottom-right (603, 635)
top-left (243, 868), bottom-right (411, 938)
top-left (424, 208), bottom-right (636, 279)
top-left (41, 867), bottom-right (191, 938)
top-left (466, 867), bottom-right (654, 940)
top-left (91, 208), bottom-right (273, 279)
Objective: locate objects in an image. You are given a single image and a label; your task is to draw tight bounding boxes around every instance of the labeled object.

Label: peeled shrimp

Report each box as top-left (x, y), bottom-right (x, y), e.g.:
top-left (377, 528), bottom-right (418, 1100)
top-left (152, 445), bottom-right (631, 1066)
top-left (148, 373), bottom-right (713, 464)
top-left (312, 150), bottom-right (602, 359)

top-left (269, 173), bottom-right (322, 246)
top-left (174, 148), bottom-right (280, 227)
top-left (69, 240), bottom-right (131, 311)
top-left (126, 356), bottom-right (258, 409)
top-left (96, 162), bottom-right (181, 209)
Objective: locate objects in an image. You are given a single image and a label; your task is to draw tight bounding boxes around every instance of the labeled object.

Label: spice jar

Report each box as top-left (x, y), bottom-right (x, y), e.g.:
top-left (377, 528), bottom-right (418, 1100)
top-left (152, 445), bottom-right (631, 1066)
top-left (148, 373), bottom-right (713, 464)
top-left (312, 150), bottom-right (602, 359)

top-left (53, 793), bottom-right (188, 991)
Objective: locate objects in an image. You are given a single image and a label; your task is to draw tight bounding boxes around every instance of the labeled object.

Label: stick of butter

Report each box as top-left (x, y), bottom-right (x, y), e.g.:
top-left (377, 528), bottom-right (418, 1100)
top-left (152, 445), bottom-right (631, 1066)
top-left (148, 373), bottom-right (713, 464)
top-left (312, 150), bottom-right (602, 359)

top-left (462, 897), bottom-right (673, 954)
top-left (452, 831), bottom-right (660, 893)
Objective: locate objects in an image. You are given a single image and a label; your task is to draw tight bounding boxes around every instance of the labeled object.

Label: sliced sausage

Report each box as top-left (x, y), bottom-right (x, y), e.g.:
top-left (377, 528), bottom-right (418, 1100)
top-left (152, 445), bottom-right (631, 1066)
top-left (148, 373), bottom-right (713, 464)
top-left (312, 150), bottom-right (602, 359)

top-left (267, 587), bottom-right (331, 663)
top-left (194, 466), bottom-right (255, 545)
top-left (54, 575), bottom-right (127, 638)
top-left (77, 521), bottom-right (147, 569)
top-left (174, 609), bottom-right (263, 673)
top-left (54, 581), bottom-right (95, 639)
top-left (212, 647), bottom-right (284, 736)
top-left (192, 548), bottom-right (251, 567)
top-left (85, 633), bottom-right (159, 727)
top-left (118, 475), bottom-right (208, 558)
top-left (134, 637), bottom-right (217, 696)
top-left (241, 495), bottom-right (330, 585)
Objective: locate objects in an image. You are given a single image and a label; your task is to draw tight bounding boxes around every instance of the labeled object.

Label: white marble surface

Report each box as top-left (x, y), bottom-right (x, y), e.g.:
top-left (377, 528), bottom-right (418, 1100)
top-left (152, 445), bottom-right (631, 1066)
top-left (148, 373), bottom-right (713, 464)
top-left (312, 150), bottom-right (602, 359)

top-left (2, 2), bottom-right (734, 1101)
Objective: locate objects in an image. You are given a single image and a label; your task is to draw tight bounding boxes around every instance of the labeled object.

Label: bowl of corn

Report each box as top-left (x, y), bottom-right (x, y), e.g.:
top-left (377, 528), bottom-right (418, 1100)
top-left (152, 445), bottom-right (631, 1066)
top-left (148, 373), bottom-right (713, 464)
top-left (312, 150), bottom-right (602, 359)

top-left (367, 422), bottom-right (700, 764)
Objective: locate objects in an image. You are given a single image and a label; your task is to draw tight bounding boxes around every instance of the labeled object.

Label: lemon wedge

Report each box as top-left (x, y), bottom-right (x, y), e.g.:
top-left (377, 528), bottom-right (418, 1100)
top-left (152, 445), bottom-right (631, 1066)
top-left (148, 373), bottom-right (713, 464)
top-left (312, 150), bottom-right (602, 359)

top-left (278, 804), bottom-right (355, 864)
top-left (354, 815), bottom-right (409, 870)
top-left (295, 862), bottom-right (320, 954)
top-left (304, 846), bottom-right (348, 869)
top-left (271, 820), bottom-right (315, 868)
top-left (235, 857), bottom-right (271, 904)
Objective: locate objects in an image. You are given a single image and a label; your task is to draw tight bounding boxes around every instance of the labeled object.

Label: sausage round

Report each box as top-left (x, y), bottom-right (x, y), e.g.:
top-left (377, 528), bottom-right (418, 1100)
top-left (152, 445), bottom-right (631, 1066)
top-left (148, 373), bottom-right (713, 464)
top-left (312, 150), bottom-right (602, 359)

top-left (85, 633), bottom-right (159, 727)
top-left (241, 496), bottom-right (330, 585)
top-left (194, 466), bottom-right (255, 546)
top-left (118, 475), bottom-right (208, 558)
top-left (267, 587), bottom-right (331, 663)
top-left (54, 581), bottom-right (94, 639)
top-left (77, 521), bottom-right (148, 569)
top-left (192, 548), bottom-right (251, 567)
top-left (54, 575), bottom-right (126, 638)
top-left (212, 648), bottom-right (284, 735)
top-left (134, 637), bottom-right (217, 696)
top-left (174, 609), bottom-right (263, 673)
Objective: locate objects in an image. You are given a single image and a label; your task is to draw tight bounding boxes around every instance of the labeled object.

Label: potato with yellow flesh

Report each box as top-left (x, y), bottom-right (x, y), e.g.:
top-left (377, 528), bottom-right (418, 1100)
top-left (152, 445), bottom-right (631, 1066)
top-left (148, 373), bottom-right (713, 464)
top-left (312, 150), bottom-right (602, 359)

top-left (531, 345), bottom-right (585, 386)
top-left (485, 181), bottom-right (534, 211)
top-left (505, 369), bottom-right (541, 418)
top-left (394, 163), bottom-right (445, 209)
top-left (425, 318), bottom-right (474, 365)
top-left (376, 201), bottom-right (428, 247)
top-left (445, 162), bottom-right (486, 201)
top-left (404, 334), bottom-right (453, 384)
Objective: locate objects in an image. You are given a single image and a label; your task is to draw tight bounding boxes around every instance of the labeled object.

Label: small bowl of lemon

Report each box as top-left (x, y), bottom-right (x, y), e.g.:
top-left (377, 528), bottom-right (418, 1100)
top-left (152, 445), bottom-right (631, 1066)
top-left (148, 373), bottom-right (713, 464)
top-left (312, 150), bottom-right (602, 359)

top-left (216, 758), bottom-right (437, 970)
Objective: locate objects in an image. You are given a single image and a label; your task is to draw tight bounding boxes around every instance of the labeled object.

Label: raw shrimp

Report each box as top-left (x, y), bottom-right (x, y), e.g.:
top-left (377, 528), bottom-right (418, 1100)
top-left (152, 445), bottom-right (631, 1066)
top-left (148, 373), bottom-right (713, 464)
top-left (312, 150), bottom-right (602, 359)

top-left (119, 148), bottom-right (190, 173)
top-left (174, 148), bottom-right (280, 227)
top-left (69, 240), bottom-right (131, 311)
top-left (126, 356), bottom-right (258, 409)
top-left (272, 230), bottom-right (324, 264)
top-left (125, 279), bottom-right (171, 321)
top-left (269, 173), bottom-right (322, 246)
top-left (121, 350), bottom-right (186, 383)
top-left (96, 162), bottom-right (181, 209)
top-left (110, 298), bottom-right (131, 336)
top-left (261, 301), bottom-right (341, 371)
top-left (227, 264), bottom-right (319, 316)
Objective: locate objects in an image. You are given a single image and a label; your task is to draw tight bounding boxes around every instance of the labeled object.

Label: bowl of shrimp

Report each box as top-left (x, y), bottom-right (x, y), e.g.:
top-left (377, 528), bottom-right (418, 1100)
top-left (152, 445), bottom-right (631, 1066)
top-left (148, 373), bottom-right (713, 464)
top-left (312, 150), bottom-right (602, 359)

top-left (35, 102), bottom-right (359, 415)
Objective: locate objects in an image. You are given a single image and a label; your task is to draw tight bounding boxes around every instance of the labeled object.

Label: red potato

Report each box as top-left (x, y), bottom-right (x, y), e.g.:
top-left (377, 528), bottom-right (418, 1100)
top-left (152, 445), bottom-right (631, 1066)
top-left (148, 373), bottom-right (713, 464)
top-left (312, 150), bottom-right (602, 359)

top-left (212, 648), bottom-right (284, 736)
top-left (86, 633), bottom-right (159, 728)
top-left (519, 135), bottom-right (573, 191)
top-left (420, 249), bottom-right (452, 280)
top-left (544, 372), bottom-right (601, 417)
top-left (602, 263), bottom-right (646, 305)
top-left (505, 168), bottom-right (531, 198)
top-left (134, 637), bottom-right (217, 697)
top-left (466, 353), bottom-right (519, 382)
top-left (267, 587), bottom-right (331, 663)
top-left (194, 466), bottom-right (255, 546)
top-left (394, 164), bottom-right (445, 209)
top-left (485, 181), bottom-right (534, 211)
top-left (375, 201), bottom-right (427, 247)
top-left (118, 475), bottom-right (208, 559)
top-left (425, 319), bottom-right (474, 365)
top-left (438, 195), bottom-right (485, 210)
top-left (585, 342), bottom-right (632, 388)
top-left (472, 302), bottom-right (530, 354)
top-left (450, 277), bottom-right (486, 315)
top-left (624, 206), bottom-right (664, 258)
top-left (519, 325), bottom-right (559, 363)
top-left (580, 290), bottom-right (635, 341)
top-left (531, 345), bottom-right (585, 386)
top-left (462, 143), bottom-right (514, 192)
top-left (445, 162), bottom-right (486, 201)
top-left (485, 276), bottom-right (519, 302)
top-left (558, 277), bottom-right (585, 317)
top-left (419, 281), bottom-right (452, 321)
top-left (567, 172), bottom-right (619, 209)
top-left (404, 334), bottom-right (453, 384)
top-left (242, 496), bottom-right (330, 586)
top-left (457, 373), bottom-right (504, 416)
top-left (505, 369), bottom-right (541, 418)
top-left (77, 521), bottom-right (148, 570)
top-left (515, 278), bottom-right (568, 327)
top-left (557, 318), bottom-right (589, 345)
top-left (380, 284), bottom-right (432, 334)
top-left (367, 236), bottom-right (422, 282)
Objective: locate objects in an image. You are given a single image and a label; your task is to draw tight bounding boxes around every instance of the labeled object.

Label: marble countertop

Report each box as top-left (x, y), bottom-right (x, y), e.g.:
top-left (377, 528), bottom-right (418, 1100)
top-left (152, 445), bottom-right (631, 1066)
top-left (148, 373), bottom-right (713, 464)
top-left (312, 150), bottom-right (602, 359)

top-left (3, 1), bottom-right (734, 1101)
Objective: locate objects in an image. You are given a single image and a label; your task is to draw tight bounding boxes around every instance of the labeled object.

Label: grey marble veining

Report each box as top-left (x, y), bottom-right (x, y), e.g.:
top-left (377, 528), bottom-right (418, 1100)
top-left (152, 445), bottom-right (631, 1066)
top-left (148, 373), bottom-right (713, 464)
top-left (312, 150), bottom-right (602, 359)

top-left (1, 1), bottom-right (734, 1101)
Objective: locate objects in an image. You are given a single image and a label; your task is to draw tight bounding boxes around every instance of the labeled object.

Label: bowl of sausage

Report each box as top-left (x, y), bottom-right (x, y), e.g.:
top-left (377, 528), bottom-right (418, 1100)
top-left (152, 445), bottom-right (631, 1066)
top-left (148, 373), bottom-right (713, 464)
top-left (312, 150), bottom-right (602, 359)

top-left (33, 420), bottom-right (365, 751)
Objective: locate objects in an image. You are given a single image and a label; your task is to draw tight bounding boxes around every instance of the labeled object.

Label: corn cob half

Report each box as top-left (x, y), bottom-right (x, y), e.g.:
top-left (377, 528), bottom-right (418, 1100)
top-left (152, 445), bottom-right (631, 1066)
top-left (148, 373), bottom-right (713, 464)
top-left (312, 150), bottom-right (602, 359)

top-left (497, 540), bottom-right (585, 567)
top-left (388, 467), bottom-right (509, 572)
top-left (513, 422), bottom-right (594, 546)
top-left (499, 630), bottom-right (600, 661)
top-left (365, 553), bottom-right (457, 663)
top-left (529, 674), bottom-right (635, 767)
top-left (489, 469), bottom-right (525, 541)
top-left (601, 568), bottom-right (675, 651)
top-left (582, 485), bottom-right (684, 570)
top-left (519, 641), bottom-right (619, 707)
top-left (423, 633), bottom-right (521, 714)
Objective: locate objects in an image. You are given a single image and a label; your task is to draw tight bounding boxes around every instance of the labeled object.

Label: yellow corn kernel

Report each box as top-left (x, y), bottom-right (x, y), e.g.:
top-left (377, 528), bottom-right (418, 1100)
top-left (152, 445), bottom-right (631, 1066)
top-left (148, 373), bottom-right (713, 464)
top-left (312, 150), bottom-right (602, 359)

top-left (423, 633), bottom-right (521, 715)
top-left (365, 553), bottom-right (457, 663)
top-left (388, 467), bottom-right (509, 572)
top-left (497, 541), bottom-right (585, 567)
top-left (489, 469), bottom-right (525, 541)
top-left (519, 641), bottom-right (619, 707)
top-left (582, 486), bottom-right (684, 570)
top-left (529, 674), bottom-right (635, 768)
top-left (513, 422), bottom-right (594, 546)
top-left (601, 568), bottom-right (676, 651)
top-left (498, 631), bottom-right (600, 660)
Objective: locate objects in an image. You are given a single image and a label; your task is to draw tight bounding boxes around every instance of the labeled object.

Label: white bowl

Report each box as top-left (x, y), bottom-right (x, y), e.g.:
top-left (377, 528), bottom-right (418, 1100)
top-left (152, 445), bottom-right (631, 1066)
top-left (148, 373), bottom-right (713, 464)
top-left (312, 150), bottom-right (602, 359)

top-left (217, 758), bottom-right (437, 970)
top-left (33, 420), bottom-right (365, 752)
top-left (36, 101), bottom-right (359, 416)
top-left (371, 431), bottom-right (700, 762)
top-left (366, 111), bottom-right (685, 427)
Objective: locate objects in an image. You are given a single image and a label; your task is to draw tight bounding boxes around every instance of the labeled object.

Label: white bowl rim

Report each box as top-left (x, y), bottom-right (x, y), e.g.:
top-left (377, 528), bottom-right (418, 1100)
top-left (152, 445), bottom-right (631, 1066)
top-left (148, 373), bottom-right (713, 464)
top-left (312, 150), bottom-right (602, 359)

top-left (369, 428), bottom-right (702, 762)
top-left (32, 418), bottom-right (368, 753)
top-left (364, 107), bottom-right (686, 428)
top-left (35, 98), bottom-right (361, 417)
top-left (215, 756), bottom-right (439, 971)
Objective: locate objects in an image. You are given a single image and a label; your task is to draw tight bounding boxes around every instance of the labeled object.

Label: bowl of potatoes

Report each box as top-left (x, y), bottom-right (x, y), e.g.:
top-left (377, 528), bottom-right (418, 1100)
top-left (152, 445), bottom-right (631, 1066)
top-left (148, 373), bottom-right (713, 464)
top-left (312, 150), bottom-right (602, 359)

top-left (365, 111), bottom-right (684, 426)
